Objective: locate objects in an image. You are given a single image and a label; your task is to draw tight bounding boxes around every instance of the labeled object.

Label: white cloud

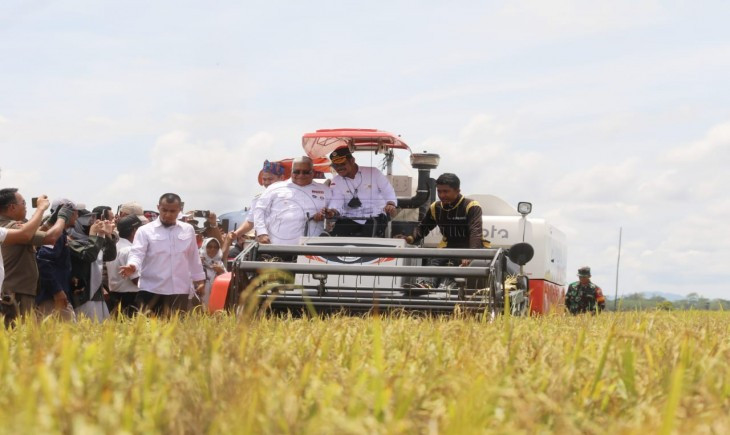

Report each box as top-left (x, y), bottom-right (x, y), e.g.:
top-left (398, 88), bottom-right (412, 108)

top-left (102, 130), bottom-right (277, 212)
top-left (0, 167), bottom-right (41, 187)
top-left (494, 0), bottom-right (666, 39)
top-left (422, 114), bottom-right (730, 299)
top-left (665, 121), bottom-right (730, 164)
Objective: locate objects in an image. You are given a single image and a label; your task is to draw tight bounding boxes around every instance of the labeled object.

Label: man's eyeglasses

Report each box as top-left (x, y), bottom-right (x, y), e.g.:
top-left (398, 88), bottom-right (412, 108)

top-left (11, 200), bottom-right (26, 207)
top-left (292, 169), bottom-right (313, 175)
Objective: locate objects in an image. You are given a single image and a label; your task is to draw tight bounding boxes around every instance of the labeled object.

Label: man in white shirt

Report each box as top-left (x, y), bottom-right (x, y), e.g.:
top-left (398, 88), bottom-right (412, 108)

top-left (120, 193), bottom-right (205, 315)
top-left (107, 215), bottom-right (144, 316)
top-left (230, 160), bottom-right (286, 241)
top-left (254, 157), bottom-right (330, 247)
top-left (326, 146), bottom-right (398, 237)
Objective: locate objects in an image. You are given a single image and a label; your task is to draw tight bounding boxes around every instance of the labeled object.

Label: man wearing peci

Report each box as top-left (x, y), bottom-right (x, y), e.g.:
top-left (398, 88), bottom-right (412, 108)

top-left (253, 157), bottom-right (330, 246)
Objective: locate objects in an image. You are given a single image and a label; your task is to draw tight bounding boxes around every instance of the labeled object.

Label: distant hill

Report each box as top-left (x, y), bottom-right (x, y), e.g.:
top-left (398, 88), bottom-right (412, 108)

top-left (640, 291), bottom-right (685, 302)
top-left (607, 291), bottom-right (685, 302)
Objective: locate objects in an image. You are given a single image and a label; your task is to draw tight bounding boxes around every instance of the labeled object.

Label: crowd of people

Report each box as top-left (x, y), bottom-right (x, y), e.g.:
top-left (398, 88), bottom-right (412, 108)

top-left (0, 146), bottom-right (494, 322)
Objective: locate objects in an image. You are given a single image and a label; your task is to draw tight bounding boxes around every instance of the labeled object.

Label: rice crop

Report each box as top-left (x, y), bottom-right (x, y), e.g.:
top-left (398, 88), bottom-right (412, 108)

top-left (0, 310), bottom-right (729, 434)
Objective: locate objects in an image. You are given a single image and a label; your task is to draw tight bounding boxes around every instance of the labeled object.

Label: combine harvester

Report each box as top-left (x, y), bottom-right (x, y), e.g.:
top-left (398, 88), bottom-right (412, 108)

top-left (209, 129), bottom-right (566, 316)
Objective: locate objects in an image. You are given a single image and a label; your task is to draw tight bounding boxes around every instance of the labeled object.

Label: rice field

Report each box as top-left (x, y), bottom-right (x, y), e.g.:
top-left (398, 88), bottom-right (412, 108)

top-left (1, 310), bottom-right (729, 434)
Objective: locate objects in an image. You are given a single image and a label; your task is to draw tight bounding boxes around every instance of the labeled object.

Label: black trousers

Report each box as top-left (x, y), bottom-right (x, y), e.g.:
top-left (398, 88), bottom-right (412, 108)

top-left (107, 292), bottom-right (140, 317)
top-left (135, 291), bottom-right (189, 316)
top-left (330, 214), bottom-right (389, 238)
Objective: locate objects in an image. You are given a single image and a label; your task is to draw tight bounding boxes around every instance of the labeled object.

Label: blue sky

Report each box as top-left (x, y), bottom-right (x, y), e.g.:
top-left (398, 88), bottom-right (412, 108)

top-left (2, 1), bottom-right (730, 299)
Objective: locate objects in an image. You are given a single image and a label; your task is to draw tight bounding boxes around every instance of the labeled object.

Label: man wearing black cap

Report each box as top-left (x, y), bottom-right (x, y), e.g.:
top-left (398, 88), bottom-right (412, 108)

top-left (106, 215), bottom-right (144, 316)
top-left (326, 146), bottom-right (398, 238)
top-left (565, 266), bottom-right (606, 314)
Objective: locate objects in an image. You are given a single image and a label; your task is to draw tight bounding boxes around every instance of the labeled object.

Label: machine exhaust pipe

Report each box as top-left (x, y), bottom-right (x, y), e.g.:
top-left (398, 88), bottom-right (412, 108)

top-left (397, 152), bottom-right (440, 209)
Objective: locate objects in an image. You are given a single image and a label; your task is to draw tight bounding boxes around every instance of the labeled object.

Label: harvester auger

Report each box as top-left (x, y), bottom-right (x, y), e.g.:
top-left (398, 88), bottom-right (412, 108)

top-left (221, 241), bottom-right (534, 316)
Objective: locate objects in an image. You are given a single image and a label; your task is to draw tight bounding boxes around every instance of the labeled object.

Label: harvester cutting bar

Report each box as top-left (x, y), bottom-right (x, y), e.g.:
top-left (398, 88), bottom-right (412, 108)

top-left (236, 262), bottom-right (489, 278)
top-left (258, 295), bottom-right (489, 312)
top-left (255, 245), bottom-right (499, 260)
top-left (268, 286), bottom-right (485, 295)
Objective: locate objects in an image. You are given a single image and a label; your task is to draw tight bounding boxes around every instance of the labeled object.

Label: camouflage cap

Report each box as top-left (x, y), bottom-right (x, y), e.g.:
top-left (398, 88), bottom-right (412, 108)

top-left (578, 266), bottom-right (591, 277)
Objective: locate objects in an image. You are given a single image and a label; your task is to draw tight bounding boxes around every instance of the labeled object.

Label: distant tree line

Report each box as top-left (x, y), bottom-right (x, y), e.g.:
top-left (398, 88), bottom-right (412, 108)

top-left (606, 293), bottom-right (729, 311)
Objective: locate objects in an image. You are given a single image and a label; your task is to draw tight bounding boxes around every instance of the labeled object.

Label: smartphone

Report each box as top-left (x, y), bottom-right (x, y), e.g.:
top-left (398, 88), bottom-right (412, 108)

top-left (193, 210), bottom-right (210, 218)
top-left (221, 218), bottom-right (230, 233)
top-left (31, 197), bottom-right (38, 208)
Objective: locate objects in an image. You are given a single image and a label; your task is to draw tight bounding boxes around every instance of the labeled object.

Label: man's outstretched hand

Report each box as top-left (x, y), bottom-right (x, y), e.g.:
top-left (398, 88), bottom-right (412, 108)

top-left (119, 264), bottom-right (137, 278)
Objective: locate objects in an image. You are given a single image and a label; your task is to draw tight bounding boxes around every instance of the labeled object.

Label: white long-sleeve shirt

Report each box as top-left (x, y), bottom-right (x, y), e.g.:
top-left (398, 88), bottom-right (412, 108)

top-left (127, 219), bottom-right (205, 295)
top-left (245, 193), bottom-right (262, 223)
top-left (107, 238), bottom-right (139, 293)
top-left (253, 180), bottom-right (331, 245)
top-left (328, 166), bottom-right (397, 222)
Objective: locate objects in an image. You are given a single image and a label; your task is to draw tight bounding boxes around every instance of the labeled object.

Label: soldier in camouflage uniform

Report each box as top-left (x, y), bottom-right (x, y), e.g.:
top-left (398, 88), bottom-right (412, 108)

top-left (565, 266), bottom-right (606, 314)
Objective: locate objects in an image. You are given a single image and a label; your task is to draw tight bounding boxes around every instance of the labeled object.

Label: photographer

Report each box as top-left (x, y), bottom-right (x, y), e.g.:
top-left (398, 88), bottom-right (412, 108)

top-left (36, 199), bottom-right (84, 321)
top-left (0, 189), bottom-right (70, 318)
top-left (68, 208), bottom-right (117, 322)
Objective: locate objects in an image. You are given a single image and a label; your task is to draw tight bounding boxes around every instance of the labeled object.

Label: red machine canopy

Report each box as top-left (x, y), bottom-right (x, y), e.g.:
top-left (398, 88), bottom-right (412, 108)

top-left (302, 128), bottom-right (411, 160)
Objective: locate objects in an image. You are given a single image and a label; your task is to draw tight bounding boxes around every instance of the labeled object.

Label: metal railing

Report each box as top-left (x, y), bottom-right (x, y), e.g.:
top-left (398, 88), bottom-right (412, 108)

top-left (228, 242), bottom-right (506, 314)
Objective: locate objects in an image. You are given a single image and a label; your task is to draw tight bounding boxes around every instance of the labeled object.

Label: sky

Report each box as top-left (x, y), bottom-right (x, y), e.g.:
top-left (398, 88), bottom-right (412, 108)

top-left (1, 0), bottom-right (730, 299)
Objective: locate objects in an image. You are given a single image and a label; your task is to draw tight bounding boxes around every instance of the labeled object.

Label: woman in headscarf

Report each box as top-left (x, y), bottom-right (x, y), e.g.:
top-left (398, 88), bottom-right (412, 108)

top-left (198, 236), bottom-right (230, 307)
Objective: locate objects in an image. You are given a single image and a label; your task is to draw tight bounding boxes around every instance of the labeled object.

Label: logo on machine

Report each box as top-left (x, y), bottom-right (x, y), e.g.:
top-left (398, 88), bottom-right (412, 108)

top-left (307, 255), bottom-right (395, 265)
top-left (483, 225), bottom-right (509, 239)
top-left (304, 242), bottom-right (397, 265)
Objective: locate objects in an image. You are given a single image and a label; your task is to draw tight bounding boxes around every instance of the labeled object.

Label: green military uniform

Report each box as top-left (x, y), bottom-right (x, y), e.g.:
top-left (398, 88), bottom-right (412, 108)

top-left (565, 266), bottom-right (606, 314)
